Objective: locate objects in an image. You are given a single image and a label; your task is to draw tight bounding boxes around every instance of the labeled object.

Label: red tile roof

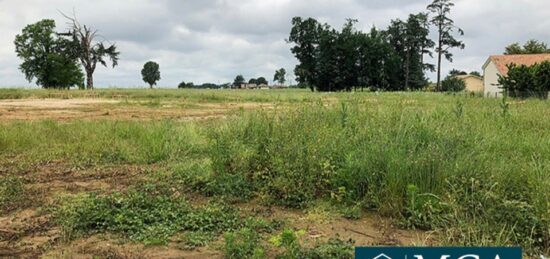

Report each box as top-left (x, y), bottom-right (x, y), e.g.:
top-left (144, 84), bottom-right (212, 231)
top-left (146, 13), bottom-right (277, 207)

top-left (486, 54), bottom-right (550, 75)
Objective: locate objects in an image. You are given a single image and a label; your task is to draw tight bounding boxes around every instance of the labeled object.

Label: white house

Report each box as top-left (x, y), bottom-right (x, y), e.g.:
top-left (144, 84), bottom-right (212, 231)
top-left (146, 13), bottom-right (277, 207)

top-left (482, 54), bottom-right (550, 97)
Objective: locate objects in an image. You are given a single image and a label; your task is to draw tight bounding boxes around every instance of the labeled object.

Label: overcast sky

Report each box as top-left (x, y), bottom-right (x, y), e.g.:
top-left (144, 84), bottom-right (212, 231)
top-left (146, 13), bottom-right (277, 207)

top-left (1, 0), bottom-right (549, 88)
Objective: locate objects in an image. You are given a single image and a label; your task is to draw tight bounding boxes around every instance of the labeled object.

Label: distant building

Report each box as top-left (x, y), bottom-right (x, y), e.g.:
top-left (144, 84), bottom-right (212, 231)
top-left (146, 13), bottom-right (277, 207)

top-left (454, 74), bottom-right (483, 92)
top-left (239, 83), bottom-right (258, 89)
top-left (482, 54), bottom-right (550, 97)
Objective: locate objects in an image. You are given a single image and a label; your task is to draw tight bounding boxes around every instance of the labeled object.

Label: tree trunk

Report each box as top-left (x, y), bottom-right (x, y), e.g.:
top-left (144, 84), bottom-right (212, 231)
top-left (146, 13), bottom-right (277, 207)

top-left (86, 70), bottom-right (94, 90)
top-left (436, 23), bottom-right (443, 92)
top-left (405, 49), bottom-right (410, 90)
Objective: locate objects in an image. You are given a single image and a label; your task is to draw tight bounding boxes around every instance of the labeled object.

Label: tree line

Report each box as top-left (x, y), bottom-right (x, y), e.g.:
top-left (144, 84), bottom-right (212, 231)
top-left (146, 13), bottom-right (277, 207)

top-left (177, 68), bottom-right (287, 89)
top-left (288, 0), bottom-right (464, 92)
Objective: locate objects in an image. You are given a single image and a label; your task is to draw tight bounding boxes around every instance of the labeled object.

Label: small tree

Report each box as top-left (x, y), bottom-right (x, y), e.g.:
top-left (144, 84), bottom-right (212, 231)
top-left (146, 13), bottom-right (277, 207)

top-left (274, 68), bottom-right (287, 85)
top-left (141, 61), bottom-right (160, 88)
top-left (248, 78), bottom-right (257, 84)
top-left (256, 77), bottom-right (268, 85)
top-left (14, 19), bottom-right (83, 89)
top-left (233, 75), bottom-right (245, 88)
top-left (441, 76), bottom-right (465, 92)
top-left (178, 81), bottom-right (186, 89)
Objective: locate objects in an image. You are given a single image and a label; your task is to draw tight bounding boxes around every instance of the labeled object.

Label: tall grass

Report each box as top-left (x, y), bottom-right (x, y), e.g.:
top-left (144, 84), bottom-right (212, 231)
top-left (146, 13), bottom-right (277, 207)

top-left (0, 120), bottom-right (205, 166)
top-left (206, 97), bottom-right (550, 251)
top-left (0, 92), bottom-right (548, 252)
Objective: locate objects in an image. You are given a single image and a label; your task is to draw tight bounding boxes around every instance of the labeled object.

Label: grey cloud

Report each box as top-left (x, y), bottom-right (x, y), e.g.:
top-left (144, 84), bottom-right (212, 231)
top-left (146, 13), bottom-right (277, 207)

top-left (1, 0), bottom-right (550, 87)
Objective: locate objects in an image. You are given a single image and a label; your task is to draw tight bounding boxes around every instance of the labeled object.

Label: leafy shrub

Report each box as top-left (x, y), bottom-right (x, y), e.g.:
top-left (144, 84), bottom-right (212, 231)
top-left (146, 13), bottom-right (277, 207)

top-left (441, 76), bottom-right (466, 92)
top-left (243, 217), bottom-right (284, 234)
top-left (53, 187), bottom-right (242, 244)
top-left (499, 61), bottom-right (550, 99)
top-left (223, 228), bottom-right (265, 259)
top-left (270, 229), bottom-right (354, 259)
top-left (340, 203), bottom-right (362, 220)
top-left (178, 231), bottom-right (214, 250)
top-left (202, 101), bottom-right (550, 252)
top-left (402, 184), bottom-right (450, 230)
top-left (304, 238), bottom-right (355, 259)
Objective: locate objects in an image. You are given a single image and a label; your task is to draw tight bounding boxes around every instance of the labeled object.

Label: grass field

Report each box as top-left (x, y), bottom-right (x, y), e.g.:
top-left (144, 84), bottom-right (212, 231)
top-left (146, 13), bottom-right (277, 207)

top-left (0, 89), bottom-right (548, 258)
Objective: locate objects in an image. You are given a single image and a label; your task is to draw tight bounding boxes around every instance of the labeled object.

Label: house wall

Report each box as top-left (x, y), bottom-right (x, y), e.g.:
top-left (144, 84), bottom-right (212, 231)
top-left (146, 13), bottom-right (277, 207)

top-left (483, 61), bottom-right (503, 97)
top-left (464, 77), bottom-right (483, 92)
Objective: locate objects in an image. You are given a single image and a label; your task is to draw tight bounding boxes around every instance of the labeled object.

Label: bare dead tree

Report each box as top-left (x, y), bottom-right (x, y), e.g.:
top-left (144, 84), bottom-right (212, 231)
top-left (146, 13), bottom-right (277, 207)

top-left (60, 11), bottom-right (119, 90)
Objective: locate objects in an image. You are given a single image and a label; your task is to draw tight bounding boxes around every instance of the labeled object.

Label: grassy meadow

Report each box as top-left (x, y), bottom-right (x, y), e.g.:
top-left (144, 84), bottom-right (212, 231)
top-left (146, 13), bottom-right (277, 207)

top-left (0, 89), bottom-right (548, 257)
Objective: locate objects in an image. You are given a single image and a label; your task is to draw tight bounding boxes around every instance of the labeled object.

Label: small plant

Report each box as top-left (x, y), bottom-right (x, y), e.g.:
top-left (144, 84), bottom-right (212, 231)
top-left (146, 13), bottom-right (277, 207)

top-left (0, 176), bottom-right (26, 213)
top-left (453, 100), bottom-right (464, 118)
top-left (304, 238), bottom-right (355, 259)
top-left (270, 229), bottom-right (305, 258)
top-left (341, 203), bottom-right (362, 220)
top-left (500, 93), bottom-right (510, 117)
top-left (403, 184), bottom-right (449, 230)
top-left (270, 229), bottom-right (354, 258)
top-left (244, 217), bottom-right (284, 234)
top-left (223, 228), bottom-right (265, 259)
top-left (177, 231), bottom-right (214, 250)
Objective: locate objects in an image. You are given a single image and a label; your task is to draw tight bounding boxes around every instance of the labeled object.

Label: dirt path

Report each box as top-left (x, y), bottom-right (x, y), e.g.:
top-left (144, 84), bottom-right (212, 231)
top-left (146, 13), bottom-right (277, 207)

top-left (0, 98), bottom-right (274, 121)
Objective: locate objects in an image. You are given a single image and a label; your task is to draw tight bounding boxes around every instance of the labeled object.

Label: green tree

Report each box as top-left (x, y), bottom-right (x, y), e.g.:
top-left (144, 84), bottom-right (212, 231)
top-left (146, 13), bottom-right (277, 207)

top-left (499, 62), bottom-right (550, 99)
top-left (427, 0), bottom-right (465, 91)
top-left (14, 19), bottom-right (84, 89)
top-left (358, 27), bottom-right (399, 91)
top-left (233, 75), bottom-right (245, 88)
top-left (533, 61), bottom-right (550, 98)
top-left (504, 40), bottom-right (550, 55)
top-left (274, 68), bottom-right (286, 85)
top-left (256, 77), bottom-right (268, 85)
top-left (385, 13), bottom-right (434, 90)
top-left (441, 76), bottom-right (465, 92)
top-left (141, 61), bottom-right (160, 88)
top-left (248, 78), bottom-right (257, 84)
top-left (469, 71), bottom-right (482, 77)
top-left (288, 17), bottom-right (322, 91)
top-left (178, 81), bottom-right (187, 88)
top-left (504, 43), bottom-right (523, 55)
top-left (405, 13), bottom-right (435, 90)
top-left (449, 69), bottom-right (467, 76)
top-left (61, 14), bottom-right (119, 90)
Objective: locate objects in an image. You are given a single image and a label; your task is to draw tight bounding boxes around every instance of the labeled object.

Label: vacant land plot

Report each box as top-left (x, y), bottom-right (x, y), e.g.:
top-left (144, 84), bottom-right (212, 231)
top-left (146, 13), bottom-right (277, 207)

top-left (0, 97), bottom-right (276, 122)
top-left (0, 89), bottom-right (548, 258)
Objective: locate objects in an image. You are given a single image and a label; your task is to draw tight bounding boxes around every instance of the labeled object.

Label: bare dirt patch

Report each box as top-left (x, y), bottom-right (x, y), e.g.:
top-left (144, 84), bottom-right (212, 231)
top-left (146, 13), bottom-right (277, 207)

top-left (0, 99), bottom-right (119, 109)
top-left (243, 205), bottom-right (433, 248)
top-left (0, 98), bottom-right (273, 121)
top-left (0, 160), bottom-right (157, 258)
